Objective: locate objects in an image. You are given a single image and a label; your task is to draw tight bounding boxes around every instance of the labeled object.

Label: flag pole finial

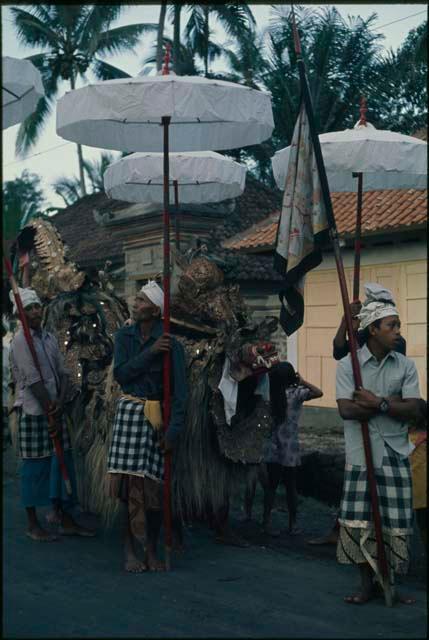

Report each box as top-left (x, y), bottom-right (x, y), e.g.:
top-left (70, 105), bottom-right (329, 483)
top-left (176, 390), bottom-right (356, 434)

top-left (162, 43), bottom-right (171, 75)
top-left (358, 96), bottom-right (367, 126)
top-left (291, 6), bottom-right (302, 56)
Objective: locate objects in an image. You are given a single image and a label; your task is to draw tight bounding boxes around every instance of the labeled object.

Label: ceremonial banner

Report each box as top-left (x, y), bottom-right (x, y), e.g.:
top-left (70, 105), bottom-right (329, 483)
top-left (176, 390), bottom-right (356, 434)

top-left (274, 102), bottom-right (330, 335)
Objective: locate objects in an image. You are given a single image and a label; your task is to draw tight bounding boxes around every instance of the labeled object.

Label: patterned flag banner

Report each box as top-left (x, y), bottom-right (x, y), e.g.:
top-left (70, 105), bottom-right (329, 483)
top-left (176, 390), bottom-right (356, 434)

top-left (274, 102), bottom-right (330, 335)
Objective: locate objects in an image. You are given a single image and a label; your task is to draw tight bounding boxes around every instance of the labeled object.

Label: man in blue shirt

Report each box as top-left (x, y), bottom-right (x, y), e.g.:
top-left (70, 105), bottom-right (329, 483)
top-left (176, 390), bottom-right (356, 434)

top-left (107, 281), bottom-right (187, 572)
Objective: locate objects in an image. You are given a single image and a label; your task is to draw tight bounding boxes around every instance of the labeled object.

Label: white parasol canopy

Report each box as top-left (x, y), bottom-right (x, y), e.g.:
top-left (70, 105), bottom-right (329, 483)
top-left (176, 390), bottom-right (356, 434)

top-left (272, 121), bottom-right (427, 192)
top-left (56, 74), bottom-right (274, 152)
top-left (2, 56), bottom-right (45, 130)
top-left (104, 151), bottom-right (246, 204)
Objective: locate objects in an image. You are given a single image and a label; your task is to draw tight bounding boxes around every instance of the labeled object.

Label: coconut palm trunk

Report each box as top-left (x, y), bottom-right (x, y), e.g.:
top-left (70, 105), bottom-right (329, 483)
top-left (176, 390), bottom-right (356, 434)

top-left (156, 1), bottom-right (167, 71)
top-left (173, 5), bottom-right (182, 74)
top-left (69, 73), bottom-right (87, 196)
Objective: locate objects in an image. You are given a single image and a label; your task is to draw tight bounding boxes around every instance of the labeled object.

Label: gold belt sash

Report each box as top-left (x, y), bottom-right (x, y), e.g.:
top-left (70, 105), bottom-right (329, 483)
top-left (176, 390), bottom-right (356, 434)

top-left (121, 394), bottom-right (163, 431)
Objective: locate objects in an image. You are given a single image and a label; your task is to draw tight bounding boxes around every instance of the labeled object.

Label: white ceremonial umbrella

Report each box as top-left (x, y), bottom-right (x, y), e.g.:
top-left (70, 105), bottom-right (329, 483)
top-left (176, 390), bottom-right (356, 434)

top-left (57, 73), bottom-right (273, 153)
top-left (2, 56), bottom-right (45, 129)
top-left (272, 123), bottom-right (427, 192)
top-left (271, 99), bottom-right (427, 299)
top-left (104, 150), bottom-right (247, 250)
top-left (104, 150), bottom-right (246, 204)
top-left (56, 47), bottom-right (274, 570)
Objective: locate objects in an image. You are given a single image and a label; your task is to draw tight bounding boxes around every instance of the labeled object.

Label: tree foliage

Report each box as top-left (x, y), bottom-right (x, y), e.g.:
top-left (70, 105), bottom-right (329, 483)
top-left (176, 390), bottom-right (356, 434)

top-left (3, 171), bottom-right (46, 242)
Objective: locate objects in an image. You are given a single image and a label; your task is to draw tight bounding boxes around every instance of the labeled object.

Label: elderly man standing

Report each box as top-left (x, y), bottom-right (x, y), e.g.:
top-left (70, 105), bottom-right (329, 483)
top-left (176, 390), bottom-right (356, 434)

top-left (335, 284), bottom-right (421, 605)
top-left (107, 281), bottom-right (187, 573)
top-left (9, 287), bottom-right (94, 541)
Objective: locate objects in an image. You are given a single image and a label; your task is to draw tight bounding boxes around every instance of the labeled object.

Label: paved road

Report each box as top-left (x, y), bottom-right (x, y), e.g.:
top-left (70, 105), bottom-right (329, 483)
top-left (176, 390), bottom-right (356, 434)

top-left (3, 452), bottom-right (427, 639)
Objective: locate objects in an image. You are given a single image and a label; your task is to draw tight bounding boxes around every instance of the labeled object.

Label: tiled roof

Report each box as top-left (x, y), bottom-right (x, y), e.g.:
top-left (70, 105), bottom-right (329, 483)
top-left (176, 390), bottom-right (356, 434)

top-left (223, 189), bottom-right (427, 251)
top-left (413, 127), bottom-right (427, 141)
top-left (49, 176), bottom-right (282, 269)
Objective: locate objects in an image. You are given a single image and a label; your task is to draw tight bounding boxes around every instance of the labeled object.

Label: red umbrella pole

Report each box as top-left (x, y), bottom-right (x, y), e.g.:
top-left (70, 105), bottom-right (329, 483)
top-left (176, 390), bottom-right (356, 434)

top-left (161, 115), bottom-right (173, 571)
top-left (173, 179), bottom-right (181, 252)
top-left (4, 257), bottom-right (72, 496)
top-left (352, 172), bottom-right (363, 301)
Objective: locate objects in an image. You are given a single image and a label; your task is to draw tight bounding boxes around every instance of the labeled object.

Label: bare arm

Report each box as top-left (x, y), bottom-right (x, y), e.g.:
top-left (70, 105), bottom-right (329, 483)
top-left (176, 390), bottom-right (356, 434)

top-left (337, 398), bottom-right (378, 421)
top-left (297, 374), bottom-right (323, 400)
top-left (385, 397), bottom-right (421, 423)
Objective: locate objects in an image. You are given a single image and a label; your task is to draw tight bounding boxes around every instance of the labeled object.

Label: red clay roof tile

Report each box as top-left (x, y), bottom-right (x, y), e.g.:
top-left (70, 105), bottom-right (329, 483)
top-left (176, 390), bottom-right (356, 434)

top-left (223, 189), bottom-right (427, 251)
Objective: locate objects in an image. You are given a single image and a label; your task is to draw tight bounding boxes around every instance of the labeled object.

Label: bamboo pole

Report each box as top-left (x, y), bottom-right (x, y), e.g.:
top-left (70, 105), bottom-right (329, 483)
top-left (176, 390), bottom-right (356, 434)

top-left (4, 257), bottom-right (73, 496)
top-left (291, 7), bottom-right (393, 606)
top-left (161, 115), bottom-right (173, 571)
top-left (352, 171), bottom-right (363, 301)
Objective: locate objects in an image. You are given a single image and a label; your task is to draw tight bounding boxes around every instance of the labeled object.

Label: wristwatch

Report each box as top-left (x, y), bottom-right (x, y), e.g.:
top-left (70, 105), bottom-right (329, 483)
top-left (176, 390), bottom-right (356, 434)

top-left (379, 397), bottom-right (390, 413)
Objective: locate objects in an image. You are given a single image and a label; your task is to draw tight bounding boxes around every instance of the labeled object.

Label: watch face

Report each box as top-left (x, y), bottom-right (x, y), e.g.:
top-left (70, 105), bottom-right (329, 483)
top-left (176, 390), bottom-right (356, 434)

top-left (380, 400), bottom-right (388, 412)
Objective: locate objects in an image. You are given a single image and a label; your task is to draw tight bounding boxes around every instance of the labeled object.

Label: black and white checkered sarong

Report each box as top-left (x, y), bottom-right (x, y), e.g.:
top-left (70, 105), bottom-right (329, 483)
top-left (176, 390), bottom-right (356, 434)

top-left (107, 398), bottom-right (164, 482)
top-left (19, 412), bottom-right (72, 459)
top-left (339, 443), bottom-right (413, 532)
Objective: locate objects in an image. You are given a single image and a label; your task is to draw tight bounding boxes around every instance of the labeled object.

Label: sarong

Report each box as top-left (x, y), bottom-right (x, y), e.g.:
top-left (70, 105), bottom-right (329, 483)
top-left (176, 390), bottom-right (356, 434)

top-left (107, 398), bottom-right (164, 481)
top-left (337, 444), bottom-right (413, 583)
top-left (18, 411), bottom-right (71, 459)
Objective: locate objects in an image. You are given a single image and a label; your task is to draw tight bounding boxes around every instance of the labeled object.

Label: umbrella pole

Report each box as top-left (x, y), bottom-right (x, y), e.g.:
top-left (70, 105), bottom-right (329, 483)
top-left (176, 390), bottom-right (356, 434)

top-left (291, 8), bottom-right (393, 606)
top-left (352, 172), bottom-right (363, 301)
top-left (173, 179), bottom-right (181, 252)
top-left (161, 115), bottom-right (173, 571)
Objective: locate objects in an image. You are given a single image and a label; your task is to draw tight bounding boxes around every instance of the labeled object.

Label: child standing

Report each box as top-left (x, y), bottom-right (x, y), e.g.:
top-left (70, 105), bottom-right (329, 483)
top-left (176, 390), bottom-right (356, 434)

top-left (244, 362), bottom-right (323, 535)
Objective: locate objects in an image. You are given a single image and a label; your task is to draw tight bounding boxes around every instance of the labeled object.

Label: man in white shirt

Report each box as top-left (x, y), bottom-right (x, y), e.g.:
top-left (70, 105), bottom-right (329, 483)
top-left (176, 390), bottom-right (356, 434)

top-left (10, 287), bottom-right (95, 541)
top-left (336, 284), bottom-right (420, 605)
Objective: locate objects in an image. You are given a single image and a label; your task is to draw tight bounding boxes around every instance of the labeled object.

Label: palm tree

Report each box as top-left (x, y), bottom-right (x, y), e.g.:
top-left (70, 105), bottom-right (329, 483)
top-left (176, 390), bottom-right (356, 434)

top-left (11, 5), bottom-right (157, 194)
top-left (262, 6), bottom-right (385, 149)
top-left (184, 4), bottom-right (255, 76)
top-left (52, 152), bottom-right (118, 207)
top-left (156, 1), bottom-right (167, 71)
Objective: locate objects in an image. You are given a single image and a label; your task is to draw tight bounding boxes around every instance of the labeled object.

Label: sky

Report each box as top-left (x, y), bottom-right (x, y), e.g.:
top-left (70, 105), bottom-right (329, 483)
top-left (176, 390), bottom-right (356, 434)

top-left (2, 3), bottom-right (427, 209)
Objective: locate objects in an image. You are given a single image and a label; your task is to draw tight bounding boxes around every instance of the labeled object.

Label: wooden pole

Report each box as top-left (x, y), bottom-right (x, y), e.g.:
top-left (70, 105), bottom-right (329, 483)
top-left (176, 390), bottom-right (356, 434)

top-left (291, 6), bottom-right (392, 606)
top-left (352, 172), bottom-right (363, 302)
top-left (173, 179), bottom-right (181, 252)
top-left (4, 257), bottom-right (73, 496)
top-left (161, 115), bottom-right (173, 571)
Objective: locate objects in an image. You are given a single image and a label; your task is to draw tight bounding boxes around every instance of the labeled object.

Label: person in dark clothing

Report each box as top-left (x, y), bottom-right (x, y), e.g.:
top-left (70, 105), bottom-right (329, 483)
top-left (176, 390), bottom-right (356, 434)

top-left (107, 281), bottom-right (187, 572)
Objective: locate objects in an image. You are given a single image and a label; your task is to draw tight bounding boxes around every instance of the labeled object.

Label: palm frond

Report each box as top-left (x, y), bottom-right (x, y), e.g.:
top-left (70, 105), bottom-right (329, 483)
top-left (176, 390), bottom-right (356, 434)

top-left (9, 6), bottom-right (62, 49)
top-left (15, 94), bottom-right (55, 157)
top-left (91, 23), bottom-right (158, 57)
top-left (91, 59), bottom-right (132, 80)
top-left (52, 175), bottom-right (82, 207)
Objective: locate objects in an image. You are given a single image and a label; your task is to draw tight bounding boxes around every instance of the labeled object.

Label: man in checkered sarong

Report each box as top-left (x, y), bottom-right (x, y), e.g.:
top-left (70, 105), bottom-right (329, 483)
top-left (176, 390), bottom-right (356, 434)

top-left (107, 281), bottom-right (187, 573)
top-left (335, 283), bottom-right (421, 605)
top-left (9, 287), bottom-right (95, 541)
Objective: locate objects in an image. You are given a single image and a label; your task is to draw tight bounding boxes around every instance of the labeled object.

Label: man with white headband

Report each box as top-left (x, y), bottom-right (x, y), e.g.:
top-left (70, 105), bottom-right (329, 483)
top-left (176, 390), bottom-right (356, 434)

top-left (107, 280), bottom-right (187, 573)
top-left (308, 284), bottom-right (407, 547)
top-left (9, 287), bottom-right (95, 541)
top-left (335, 283), bottom-right (421, 605)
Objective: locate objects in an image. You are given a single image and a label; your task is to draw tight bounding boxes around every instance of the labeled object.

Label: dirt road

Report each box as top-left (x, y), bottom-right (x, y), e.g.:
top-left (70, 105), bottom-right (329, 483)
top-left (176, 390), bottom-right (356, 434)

top-left (3, 450), bottom-right (427, 639)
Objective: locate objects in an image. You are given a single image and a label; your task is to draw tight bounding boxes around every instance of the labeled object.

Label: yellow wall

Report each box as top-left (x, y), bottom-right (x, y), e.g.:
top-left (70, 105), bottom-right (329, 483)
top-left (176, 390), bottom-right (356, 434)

top-left (298, 259), bottom-right (427, 408)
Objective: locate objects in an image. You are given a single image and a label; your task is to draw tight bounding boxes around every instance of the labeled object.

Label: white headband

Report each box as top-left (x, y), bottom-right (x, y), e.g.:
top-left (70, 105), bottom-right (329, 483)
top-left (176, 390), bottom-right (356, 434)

top-left (9, 287), bottom-right (41, 315)
top-left (139, 280), bottom-right (164, 314)
top-left (357, 283), bottom-right (399, 330)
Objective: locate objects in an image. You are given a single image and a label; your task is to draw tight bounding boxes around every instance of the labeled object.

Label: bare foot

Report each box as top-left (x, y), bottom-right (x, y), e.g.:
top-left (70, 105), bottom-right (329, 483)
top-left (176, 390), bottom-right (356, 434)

top-left (146, 550), bottom-right (166, 571)
top-left (373, 582), bottom-right (416, 605)
top-left (26, 527), bottom-right (59, 542)
top-left (344, 590), bottom-right (374, 605)
top-left (45, 510), bottom-right (62, 526)
top-left (125, 557), bottom-right (148, 573)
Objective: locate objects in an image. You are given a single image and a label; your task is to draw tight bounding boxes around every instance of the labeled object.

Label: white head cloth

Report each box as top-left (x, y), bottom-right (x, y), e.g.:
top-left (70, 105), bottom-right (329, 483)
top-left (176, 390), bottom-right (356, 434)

top-left (139, 280), bottom-right (164, 314)
top-left (9, 287), bottom-right (41, 315)
top-left (357, 282), bottom-right (399, 330)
